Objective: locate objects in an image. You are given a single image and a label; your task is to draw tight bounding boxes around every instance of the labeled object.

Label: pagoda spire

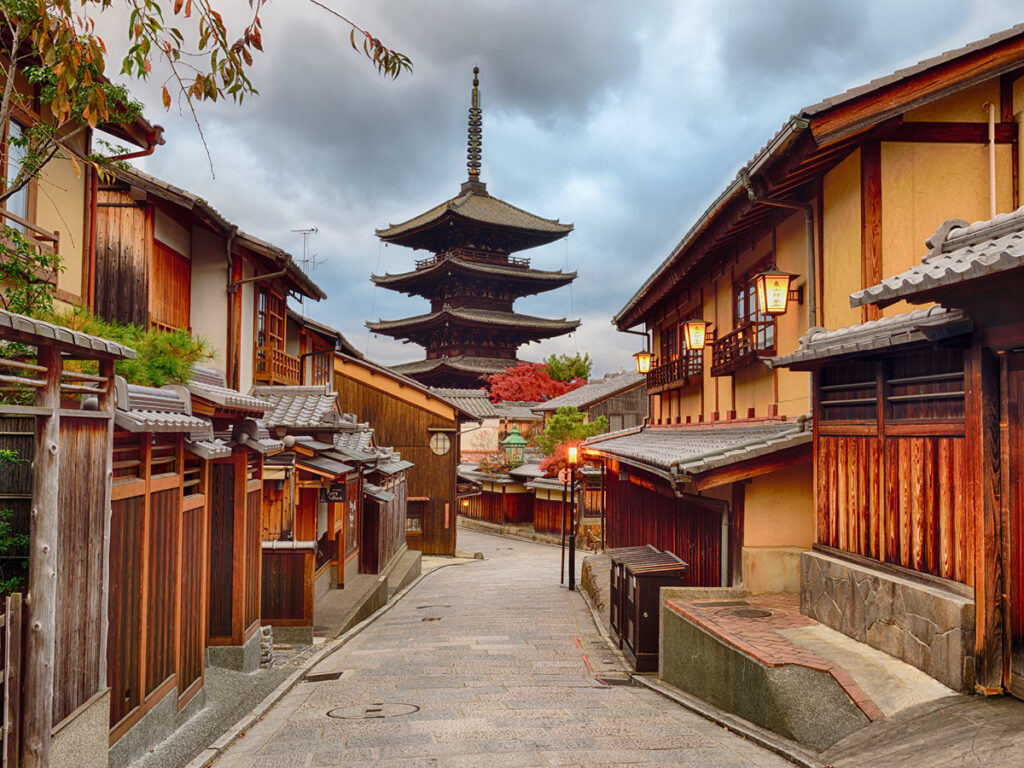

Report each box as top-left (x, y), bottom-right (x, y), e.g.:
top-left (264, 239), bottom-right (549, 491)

top-left (464, 66), bottom-right (486, 193)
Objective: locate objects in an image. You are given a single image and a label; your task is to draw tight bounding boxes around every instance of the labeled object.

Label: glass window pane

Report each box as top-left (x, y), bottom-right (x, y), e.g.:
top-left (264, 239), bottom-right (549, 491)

top-left (6, 122), bottom-right (27, 233)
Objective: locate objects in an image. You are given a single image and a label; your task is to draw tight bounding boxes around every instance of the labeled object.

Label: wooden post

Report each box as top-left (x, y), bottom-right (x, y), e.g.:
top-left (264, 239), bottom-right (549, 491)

top-left (97, 359), bottom-right (115, 693)
top-left (4, 593), bottom-right (22, 767)
top-left (22, 346), bottom-right (60, 766)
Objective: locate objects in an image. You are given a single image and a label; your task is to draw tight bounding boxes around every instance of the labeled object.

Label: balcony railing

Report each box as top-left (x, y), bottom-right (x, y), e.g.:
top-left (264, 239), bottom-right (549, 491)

top-left (254, 346), bottom-right (301, 386)
top-left (0, 209), bottom-right (60, 285)
top-left (710, 320), bottom-right (774, 377)
top-left (646, 356), bottom-right (702, 393)
top-left (414, 251), bottom-right (531, 270)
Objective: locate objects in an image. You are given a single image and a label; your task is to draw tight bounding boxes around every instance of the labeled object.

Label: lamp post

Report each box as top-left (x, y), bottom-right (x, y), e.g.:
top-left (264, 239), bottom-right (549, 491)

top-left (567, 444), bottom-right (579, 591)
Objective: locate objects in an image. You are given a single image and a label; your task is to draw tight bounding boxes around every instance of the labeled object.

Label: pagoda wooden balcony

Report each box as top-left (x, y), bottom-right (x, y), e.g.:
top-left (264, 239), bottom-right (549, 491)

top-left (646, 356), bottom-right (703, 394)
top-left (710, 321), bottom-right (774, 377)
top-left (414, 252), bottom-right (531, 270)
top-left (254, 346), bottom-right (301, 386)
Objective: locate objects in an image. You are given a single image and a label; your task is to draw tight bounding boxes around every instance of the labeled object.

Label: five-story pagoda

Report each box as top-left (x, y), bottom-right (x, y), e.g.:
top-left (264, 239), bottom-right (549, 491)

top-left (368, 68), bottom-right (579, 388)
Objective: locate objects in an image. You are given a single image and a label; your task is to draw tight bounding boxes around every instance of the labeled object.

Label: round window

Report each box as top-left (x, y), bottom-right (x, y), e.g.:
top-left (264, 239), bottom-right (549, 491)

top-left (429, 432), bottom-right (451, 456)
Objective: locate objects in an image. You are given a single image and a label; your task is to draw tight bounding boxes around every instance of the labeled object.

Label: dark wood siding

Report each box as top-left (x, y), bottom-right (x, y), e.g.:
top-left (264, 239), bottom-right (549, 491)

top-left (244, 488), bottom-right (261, 631)
top-left (588, 386), bottom-right (647, 431)
top-left (208, 463), bottom-right (234, 639)
top-left (260, 550), bottom-right (311, 623)
top-left (178, 503), bottom-right (205, 696)
top-left (534, 497), bottom-right (566, 534)
top-left (95, 189), bottom-right (149, 327)
top-left (334, 370), bottom-right (458, 555)
top-left (606, 466), bottom-right (725, 586)
top-left (54, 417), bottom-right (107, 725)
top-left (108, 495), bottom-right (144, 728)
top-left (145, 488), bottom-right (179, 694)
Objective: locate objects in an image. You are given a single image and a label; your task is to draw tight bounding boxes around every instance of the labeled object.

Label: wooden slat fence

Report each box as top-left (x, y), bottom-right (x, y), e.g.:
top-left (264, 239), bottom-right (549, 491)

top-left (244, 488), bottom-right (262, 632)
top-left (260, 550), bottom-right (313, 624)
top-left (1, 594), bottom-right (22, 767)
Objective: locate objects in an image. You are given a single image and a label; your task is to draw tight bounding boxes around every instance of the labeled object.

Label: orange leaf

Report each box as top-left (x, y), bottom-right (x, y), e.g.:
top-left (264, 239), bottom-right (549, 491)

top-left (162, 86), bottom-right (171, 109)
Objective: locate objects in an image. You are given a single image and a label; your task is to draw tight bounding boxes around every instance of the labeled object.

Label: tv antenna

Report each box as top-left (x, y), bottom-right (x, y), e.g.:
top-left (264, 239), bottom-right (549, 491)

top-left (291, 226), bottom-right (324, 274)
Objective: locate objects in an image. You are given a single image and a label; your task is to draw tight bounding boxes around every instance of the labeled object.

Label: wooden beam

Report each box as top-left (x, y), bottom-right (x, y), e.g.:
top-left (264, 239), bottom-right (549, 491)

top-left (861, 141), bottom-right (883, 323)
top-left (693, 442), bottom-right (812, 491)
top-left (811, 34), bottom-right (1024, 144)
top-left (886, 121), bottom-right (1016, 143)
top-left (21, 347), bottom-right (59, 767)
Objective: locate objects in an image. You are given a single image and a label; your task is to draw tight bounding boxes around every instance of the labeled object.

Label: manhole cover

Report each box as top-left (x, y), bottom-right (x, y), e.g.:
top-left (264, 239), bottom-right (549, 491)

top-left (327, 702), bottom-right (420, 719)
top-left (416, 604), bottom-right (451, 610)
top-left (421, 616), bottom-right (441, 622)
top-left (731, 608), bottom-right (773, 619)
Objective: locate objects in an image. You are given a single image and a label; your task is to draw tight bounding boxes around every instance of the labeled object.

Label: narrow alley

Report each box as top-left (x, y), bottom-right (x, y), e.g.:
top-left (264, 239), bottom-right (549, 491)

top-left (213, 530), bottom-right (795, 767)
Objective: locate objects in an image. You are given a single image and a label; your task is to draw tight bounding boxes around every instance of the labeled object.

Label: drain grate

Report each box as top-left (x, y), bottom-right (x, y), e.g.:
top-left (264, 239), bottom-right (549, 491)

top-left (421, 616), bottom-right (442, 622)
top-left (327, 702), bottom-right (420, 720)
top-left (303, 671), bottom-right (344, 683)
top-left (731, 608), bottom-right (773, 619)
top-left (415, 604), bottom-right (451, 610)
top-left (594, 675), bottom-right (633, 687)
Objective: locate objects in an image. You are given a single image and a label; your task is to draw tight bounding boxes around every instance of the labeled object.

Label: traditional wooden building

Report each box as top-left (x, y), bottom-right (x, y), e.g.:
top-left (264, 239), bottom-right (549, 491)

top-left (369, 68), bottom-right (578, 388)
top-left (332, 353), bottom-right (476, 554)
top-left (92, 166), bottom-right (326, 391)
top-left (593, 24), bottom-right (1024, 598)
top-left (532, 371), bottom-right (647, 432)
top-left (766, 202), bottom-right (1024, 696)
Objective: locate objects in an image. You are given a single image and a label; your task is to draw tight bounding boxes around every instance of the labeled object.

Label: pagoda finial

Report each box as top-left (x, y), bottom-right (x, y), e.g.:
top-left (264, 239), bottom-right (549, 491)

top-left (465, 65), bottom-right (484, 190)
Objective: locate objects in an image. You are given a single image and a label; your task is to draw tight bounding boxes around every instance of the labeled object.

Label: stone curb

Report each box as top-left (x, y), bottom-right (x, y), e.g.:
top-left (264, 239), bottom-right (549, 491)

top-left (457, 517), bottom-right (569, 550)
top-left (183, 560), bottom-right (477, 768)
top-left (576, 583), bottom-right (825, 768)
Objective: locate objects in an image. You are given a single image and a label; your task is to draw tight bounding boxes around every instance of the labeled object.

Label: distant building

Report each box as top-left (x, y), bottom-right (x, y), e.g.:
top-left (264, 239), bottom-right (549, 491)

top-left (531, 371), bottom-right (647, 432)
top-left (430, 388), bottom-right (543, 462)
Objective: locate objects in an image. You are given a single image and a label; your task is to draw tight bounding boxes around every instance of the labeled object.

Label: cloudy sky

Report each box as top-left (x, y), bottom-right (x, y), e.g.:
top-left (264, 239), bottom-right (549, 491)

top-left (109, 1), bottom-right (1023, 378)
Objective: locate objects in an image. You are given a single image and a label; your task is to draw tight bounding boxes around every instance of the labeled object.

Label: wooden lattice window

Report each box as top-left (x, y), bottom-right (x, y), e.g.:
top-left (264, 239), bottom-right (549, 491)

top-left (150, 434), bottom-right (178, 477)
top-left (113, 433), bottom-right (143, 481)
top-left (819, 361), bottom-right (877, 423)
top-left (885, 349), bottom-right (965, 422)
top-left (255, 286), bottom-right (285, 379)
top-left (659, 324), bottom-right (677, 364)
top-left (734, 262), bottom-right (775, 354)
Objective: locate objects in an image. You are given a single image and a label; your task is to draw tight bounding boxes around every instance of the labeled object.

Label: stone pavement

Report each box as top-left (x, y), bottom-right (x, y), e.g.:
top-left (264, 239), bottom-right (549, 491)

top-left (211, 529), bottom-right (796, 767)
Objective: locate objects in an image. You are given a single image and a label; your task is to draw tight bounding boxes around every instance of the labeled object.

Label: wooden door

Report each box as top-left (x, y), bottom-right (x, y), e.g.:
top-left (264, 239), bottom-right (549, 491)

top-left (1007, 353), bottom-right (1024, 697)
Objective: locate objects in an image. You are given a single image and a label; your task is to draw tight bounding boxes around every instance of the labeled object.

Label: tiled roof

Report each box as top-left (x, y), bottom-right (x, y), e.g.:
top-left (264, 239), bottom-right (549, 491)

top-left (428, 388), bottom-right (542, 420)
top-left (188, 366), bottom-right (269, 413)
top-left (333, 428), bottom-right (375, 455)
top-left (367, 306), bottom-right (579, 334)
top-left (765, 307), bottom-right (972, 370)
top-left (185, 438), bottom-right (232, 460)
top-left (372, 256), bottom-right (576, 287)
top-left (213, 419), bottom-right (283, 455)
top-left (287, 309), bottom-right (362, 359)
top-left (114, 377), bottom-right (212, 437)
top-left (532, 371), bottom-right (646, 412)
top-left (585, 418), bottom-right (811, 481)
top-left (296, 454), bottom-right (353, 478)
top-left (250, 385), bottom-right (341, 430)
top-left (376, 188), bottom-right (572, 239)
top-left (614, 24), bottom-right (1024, 329)
top-left (851, 209), bottom-right (1024, 307)
top-left (392, 356), bottom-right (514, 377)
top-left (0, 308), bottom-right (136, 359)
top-left (364, 483), bottom-right (396, 503)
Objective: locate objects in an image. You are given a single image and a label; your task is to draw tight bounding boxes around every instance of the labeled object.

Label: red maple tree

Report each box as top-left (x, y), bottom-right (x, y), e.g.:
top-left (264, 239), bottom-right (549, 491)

top-left (486, 362), bottom-right (585, 403)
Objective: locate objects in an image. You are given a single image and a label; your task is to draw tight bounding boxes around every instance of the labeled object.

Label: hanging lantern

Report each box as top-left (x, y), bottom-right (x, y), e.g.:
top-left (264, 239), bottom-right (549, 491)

top-left (753, 267), bottom-right (799, 316)
top-left (567, 444), bottom-right (579, 466)
top-left (633, 350), bottom-right (652, 374)
top-left (682, 319), bottom-right (711, 351)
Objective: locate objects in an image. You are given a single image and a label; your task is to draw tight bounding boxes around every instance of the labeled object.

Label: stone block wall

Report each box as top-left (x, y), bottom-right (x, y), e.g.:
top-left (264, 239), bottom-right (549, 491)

top-left (801, 550), bottom-right (975, 691)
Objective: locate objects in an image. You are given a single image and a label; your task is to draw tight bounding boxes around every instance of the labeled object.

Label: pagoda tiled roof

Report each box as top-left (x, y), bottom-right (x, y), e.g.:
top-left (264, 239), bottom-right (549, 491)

top-left (366, 306), bottom-right (579, 336)
top-left (391, 356), bottom-right (514, 377)
top-left (371, 254), bottom-right (576, 294)
top-left (375, 187), bottom-right (572, 251)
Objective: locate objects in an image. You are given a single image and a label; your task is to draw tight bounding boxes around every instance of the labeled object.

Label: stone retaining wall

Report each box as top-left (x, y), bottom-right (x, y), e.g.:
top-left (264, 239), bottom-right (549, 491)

top-left (801, 550), bottom-right (975, 691)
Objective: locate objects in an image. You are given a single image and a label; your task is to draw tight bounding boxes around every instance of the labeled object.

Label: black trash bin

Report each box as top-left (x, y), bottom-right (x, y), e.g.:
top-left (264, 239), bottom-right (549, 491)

top-left (607, 545), bottom-right (658, 644)
top-left (622, 552), bottom-right (688, 672)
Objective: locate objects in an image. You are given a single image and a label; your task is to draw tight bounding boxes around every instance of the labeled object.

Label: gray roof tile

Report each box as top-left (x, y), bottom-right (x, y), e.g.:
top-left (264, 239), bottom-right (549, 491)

top-left (532, 371), bottom-right (645, 412)
top-left (852, 207), bottom-right (1024, 307)
top-left (251, 385), bottom-right (341, 430)
top-left (765, 306), bottom-right (972, 369)
top-left (0, 308), bottom-right (136, 359)
top-left (584, 419), bottom-right (811, 479)
top-left (427, 388), bottom-right (542, 420)
top-left (188, 366), bottom-right (269, 412)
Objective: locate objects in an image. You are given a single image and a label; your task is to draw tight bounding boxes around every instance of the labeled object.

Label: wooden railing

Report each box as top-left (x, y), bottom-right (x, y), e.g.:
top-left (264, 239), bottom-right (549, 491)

top-left (414, 252), bottom-right (531, 270)
top-left (254, 346), bottom-right (301, 386)
top-left (646, 356), bottom-right (702, 392)
top-left (710, 320), bottom-right (774, 377)
top-left (0, 210), bottom-right (60, 287)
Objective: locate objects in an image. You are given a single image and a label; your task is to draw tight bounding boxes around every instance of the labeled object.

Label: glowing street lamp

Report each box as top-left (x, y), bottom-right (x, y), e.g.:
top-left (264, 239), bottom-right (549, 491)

top-left (682, 319), bottom-right (712, 351)
top-left (753, 267), bottom-right (800, 316)
top-left (633, 350), bottom-right (652, 374)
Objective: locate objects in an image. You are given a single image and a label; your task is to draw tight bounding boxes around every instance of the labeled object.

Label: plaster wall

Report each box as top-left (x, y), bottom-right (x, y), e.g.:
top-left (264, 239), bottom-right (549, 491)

top-left (740, 463), bottom-right (813, 594)
top-left (905, 80), bottom-right (1000, 122)
top-left (154, 208), bottom-right (190, 257)
top-left (190, 226), bottom-right (229, 367)
top-left (821, 150), bottom-right (862, 330)
top-left (36, 138), bottom-right (87, 300)
top-left (881, 141), bottom-right (1012, 323)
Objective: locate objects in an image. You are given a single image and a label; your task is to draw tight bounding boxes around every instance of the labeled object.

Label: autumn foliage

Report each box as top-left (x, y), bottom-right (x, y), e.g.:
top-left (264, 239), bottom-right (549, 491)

top-left (486, 362), bottom-right (585, 403)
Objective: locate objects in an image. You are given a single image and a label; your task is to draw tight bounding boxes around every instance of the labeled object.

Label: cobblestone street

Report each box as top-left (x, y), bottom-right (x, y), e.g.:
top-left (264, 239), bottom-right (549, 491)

top-left (214, 529), bottom-right (795, 767)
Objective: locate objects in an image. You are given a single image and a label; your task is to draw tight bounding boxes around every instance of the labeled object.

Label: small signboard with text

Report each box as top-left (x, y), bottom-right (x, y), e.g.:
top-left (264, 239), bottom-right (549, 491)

top-left (319, 482), bottom-right (347, 503)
